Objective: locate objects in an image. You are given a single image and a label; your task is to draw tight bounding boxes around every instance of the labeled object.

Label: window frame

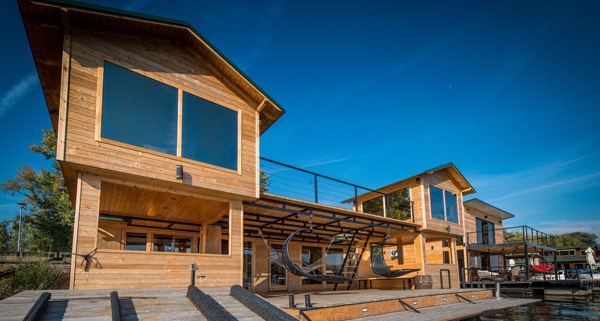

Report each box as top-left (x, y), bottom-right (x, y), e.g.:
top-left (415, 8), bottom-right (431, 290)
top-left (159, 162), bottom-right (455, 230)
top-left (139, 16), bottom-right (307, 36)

top-left (97, 60), bottom-right (241, 172)
top-left (429, 185), bottom-right (459, 224)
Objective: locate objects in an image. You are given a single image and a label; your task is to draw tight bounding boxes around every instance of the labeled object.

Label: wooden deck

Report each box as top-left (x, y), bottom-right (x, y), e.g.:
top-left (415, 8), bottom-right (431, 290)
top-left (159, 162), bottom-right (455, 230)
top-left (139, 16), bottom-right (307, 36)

top-left (0, 287), bottom-right (539, 320)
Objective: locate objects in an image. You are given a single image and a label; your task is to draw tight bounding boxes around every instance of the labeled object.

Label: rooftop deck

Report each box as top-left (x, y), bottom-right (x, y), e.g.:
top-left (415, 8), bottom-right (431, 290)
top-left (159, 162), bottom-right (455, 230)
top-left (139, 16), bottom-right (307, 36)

top-left (260, 157), bottom-right (413, 221)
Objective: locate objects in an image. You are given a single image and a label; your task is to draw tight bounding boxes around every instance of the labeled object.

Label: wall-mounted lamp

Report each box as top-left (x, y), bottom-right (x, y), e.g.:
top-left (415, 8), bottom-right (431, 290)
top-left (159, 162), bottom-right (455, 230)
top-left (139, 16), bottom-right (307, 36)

top-left (59, 178), bottom-right (65, 190)
top-left (416, 177), bottom-right (421, 183)
top-left (446, 225), bottom-right (451, 233)
top-left (176, 165), bottom-right (184, 179)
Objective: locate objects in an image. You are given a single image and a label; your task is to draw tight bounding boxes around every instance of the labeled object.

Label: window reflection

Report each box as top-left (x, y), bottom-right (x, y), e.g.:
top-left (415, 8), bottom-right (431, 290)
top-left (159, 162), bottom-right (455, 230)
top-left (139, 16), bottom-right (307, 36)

top-left (101, 62), bottom-right (177, 155)
top-left (182, 92), bottom-right (238, 170)
top-left (101, 61), bottom-right (239, 170)
top-left (125, 232), bottom-right (147, 251)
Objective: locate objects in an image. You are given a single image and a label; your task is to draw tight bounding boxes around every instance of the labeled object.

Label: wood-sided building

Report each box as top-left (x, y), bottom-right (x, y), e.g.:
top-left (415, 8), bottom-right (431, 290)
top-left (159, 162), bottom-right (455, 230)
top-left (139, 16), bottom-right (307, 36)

top-left (348, 163), bottom-right (476, 290)
top-left (20, 0), bottom-right (510, 293)
top-left (19, 0), bottom-right (284, 289)
top-left (462, 198), bottom-right (514, 272)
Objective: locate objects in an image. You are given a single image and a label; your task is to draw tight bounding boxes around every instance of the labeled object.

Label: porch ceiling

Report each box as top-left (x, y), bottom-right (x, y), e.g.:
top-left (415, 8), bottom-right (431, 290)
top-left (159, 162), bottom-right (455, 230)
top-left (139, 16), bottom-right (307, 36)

top-left (243, 194), bottom-right (420, 244)
top-left (99, 182), bottom-right (229, 225)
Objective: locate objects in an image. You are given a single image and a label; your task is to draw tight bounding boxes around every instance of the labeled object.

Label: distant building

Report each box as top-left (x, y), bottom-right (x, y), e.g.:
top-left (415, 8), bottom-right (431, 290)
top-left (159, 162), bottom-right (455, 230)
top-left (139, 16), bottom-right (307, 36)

top-left (550, 244), bottom-right (599, 271)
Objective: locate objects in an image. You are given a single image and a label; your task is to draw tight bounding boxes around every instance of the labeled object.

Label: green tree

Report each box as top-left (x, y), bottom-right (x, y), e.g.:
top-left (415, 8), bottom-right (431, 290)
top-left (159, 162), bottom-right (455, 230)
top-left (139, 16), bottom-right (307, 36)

top-left (362, 188), bottom-right (411, 220)
top-left (555, 232), bottom-right (598, 247)
top-left (0, 129), bottom-right (73, 253)
top-left (0, 219), bottom-right (12, 251)
top-left (504, 231), bottom-right (524, 242)
top-left (260, 169), bottom-right (270, 193)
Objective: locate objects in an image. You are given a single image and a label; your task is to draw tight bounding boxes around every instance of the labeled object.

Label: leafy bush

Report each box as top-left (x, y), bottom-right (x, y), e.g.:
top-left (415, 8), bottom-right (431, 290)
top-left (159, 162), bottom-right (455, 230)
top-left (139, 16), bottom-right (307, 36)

top-left (0, 260), bottom-right (68, 300)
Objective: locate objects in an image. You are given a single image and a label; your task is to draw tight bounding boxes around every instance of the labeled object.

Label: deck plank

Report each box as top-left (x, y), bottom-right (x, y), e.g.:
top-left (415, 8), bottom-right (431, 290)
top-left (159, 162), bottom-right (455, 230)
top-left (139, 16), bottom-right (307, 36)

top-left (0, 287), bottom-right (540, 320)
top-left (352, 298), bottom-right (541, 321)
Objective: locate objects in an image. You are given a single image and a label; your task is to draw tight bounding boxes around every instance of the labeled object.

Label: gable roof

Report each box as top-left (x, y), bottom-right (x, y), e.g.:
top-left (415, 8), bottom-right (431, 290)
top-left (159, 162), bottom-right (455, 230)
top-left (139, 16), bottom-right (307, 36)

top-left (463, 198), bottom-right (515, 220)
top-left (376, 162), bottom-right (476, 195)
top-left (18, 0), bottom-right (284, 134)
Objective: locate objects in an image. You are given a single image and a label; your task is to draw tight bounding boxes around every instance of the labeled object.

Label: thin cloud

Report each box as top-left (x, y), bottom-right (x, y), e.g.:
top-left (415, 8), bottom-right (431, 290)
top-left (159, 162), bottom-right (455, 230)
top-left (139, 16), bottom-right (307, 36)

top-left (469, 158), bottom-right (597, 203)
top-left (536, 219), bottom-right (600, 237)
top-left (298, 155), bottom-right (355, 170)
top-left (0, 71), bottom-right (38, 118)
top-left (488, 170), bottom-right (600, 203)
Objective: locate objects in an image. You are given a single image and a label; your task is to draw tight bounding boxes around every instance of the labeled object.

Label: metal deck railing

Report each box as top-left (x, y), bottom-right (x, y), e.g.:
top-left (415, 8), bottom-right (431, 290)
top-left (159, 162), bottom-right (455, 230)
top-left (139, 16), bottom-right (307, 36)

top-left (260, 157), bottom-right (413, 222)
top-left (466, 225), bottom-right (556, 248)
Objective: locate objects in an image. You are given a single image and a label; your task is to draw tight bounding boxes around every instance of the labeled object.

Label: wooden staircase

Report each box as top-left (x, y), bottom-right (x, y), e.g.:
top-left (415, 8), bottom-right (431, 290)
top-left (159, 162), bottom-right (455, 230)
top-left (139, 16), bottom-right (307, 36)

top-left (334, 230), bottom-right (371, 291)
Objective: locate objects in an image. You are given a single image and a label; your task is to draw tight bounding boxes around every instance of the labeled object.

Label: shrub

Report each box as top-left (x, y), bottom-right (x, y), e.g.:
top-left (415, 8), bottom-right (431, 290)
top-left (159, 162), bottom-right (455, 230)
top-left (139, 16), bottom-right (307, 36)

top-left (0, 260), bottom-right (68, 300)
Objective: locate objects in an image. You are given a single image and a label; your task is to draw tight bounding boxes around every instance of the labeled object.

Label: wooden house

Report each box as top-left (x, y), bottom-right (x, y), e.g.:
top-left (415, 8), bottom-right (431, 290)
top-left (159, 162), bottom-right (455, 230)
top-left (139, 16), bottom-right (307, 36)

top-left (20, 0), bottom-right (514, 293)
top-left (462, 198), bottom-right (514, 271)
top-left (19, 0), bottom-right (284, 290)
top-left (347, 163), bottom-right (476, 290)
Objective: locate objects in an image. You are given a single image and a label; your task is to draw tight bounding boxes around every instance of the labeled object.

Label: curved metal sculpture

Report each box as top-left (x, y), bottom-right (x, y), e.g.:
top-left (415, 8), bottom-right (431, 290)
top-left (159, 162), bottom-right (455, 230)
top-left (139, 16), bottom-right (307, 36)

top-left (371, 236), bottom-right (420, 278)
top-left (281, 228), bottom-right (353, 283)
top-left (529, 253), bottom-right (552, 273)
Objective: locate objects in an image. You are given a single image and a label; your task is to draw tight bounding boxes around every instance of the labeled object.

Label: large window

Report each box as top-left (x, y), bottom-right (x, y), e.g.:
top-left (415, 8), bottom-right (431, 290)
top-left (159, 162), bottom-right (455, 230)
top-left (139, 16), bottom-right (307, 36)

top-left (270, 244), bottom-right (287, 288)
top-left (243, 242), bottom-right (253, 289)
top-left (101, 61), bottom-right (239, 170)
top-left (476, 218), bottom-right (495, 245)
top-left (362, 196), bottom-right (384, 216)
top-left (153, 235), bottom-right (192, 252)
top-left (182, 92), bottom-right (238, 170)
top-left (125, 232), bottom-right (147, 251)
top-left (361, 187), bottom-right (411, 220)
top-left (326, 249), bottom-right (344, 275)
top-left (429, 186), bottom-right (459, 223)
top-left (388, 188), bottom-right (411, 220)
top-left (302, 246), bottom-right (323, 284)
top-left (101, 62), bottom-right (178, 155)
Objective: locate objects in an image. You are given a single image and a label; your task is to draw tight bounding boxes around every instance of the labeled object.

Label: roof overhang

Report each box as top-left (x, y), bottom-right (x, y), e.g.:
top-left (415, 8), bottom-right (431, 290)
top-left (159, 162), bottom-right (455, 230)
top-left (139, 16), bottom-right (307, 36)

top-left (350, 162), bottom-right (476, 203)
top-left (18, 0), bottom-right (284, 134)
top-left (464, 198), bottom-right (515, 220)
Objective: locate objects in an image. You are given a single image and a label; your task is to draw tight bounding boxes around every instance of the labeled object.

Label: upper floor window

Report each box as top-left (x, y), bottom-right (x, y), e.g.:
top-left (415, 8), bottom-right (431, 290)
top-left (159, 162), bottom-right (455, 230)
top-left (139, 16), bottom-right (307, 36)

top-left (362, 187), bottom-right (411, 220)
top-left (429, 186), bottom-right (458, 223)
top-left (388, 188), bottom-right (411, 220)
top-left (101, 61), bottom-right (238, 170)
top-left (182, 92), bottom-right (238, 170)
top-left (476, 218), bottom-right (495, 244)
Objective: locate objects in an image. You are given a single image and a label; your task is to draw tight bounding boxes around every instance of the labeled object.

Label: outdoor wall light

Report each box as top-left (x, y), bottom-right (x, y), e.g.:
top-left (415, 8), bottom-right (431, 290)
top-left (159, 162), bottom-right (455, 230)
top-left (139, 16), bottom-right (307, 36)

top-left (416, 177), bottom-right (421, 183)
top-left (446, 225), bottom-right (451, 233)
top-left (176, 165), bottom-right (184, 179)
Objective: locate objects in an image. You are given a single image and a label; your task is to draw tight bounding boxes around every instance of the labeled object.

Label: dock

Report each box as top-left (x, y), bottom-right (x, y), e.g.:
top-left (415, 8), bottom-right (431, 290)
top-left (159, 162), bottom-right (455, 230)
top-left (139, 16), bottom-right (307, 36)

top-left (0, 287), bottom-right (539, 320)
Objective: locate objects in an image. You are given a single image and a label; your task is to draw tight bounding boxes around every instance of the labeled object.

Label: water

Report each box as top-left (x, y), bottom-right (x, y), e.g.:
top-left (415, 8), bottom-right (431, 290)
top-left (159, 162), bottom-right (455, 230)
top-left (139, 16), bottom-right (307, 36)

top-left (474, 292), bottom-right (600, 320)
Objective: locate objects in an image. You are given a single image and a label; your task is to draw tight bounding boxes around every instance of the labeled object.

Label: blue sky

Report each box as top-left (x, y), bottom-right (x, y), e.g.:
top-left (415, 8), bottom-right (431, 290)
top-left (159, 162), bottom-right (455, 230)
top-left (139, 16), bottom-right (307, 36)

top-left (1, 0), bottom-right (599, 240)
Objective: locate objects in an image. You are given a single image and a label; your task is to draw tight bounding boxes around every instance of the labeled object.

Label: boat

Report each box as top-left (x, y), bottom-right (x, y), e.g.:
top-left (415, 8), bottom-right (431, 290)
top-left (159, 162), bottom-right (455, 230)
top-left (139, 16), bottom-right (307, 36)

top-left (577, 266), bottom-right (600, 279)
top-left (529, 253), bottom-right (552, 273)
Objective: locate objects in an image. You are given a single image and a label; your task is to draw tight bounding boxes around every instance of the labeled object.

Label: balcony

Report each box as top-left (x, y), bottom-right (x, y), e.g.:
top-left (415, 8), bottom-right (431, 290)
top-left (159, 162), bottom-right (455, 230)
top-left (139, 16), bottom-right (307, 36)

top-left (466, 225), bottom-right (556, 258)
top-left (259, 157), bottom-right (413, 222)
top-left (466, 225), bottom-right (556, 248)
